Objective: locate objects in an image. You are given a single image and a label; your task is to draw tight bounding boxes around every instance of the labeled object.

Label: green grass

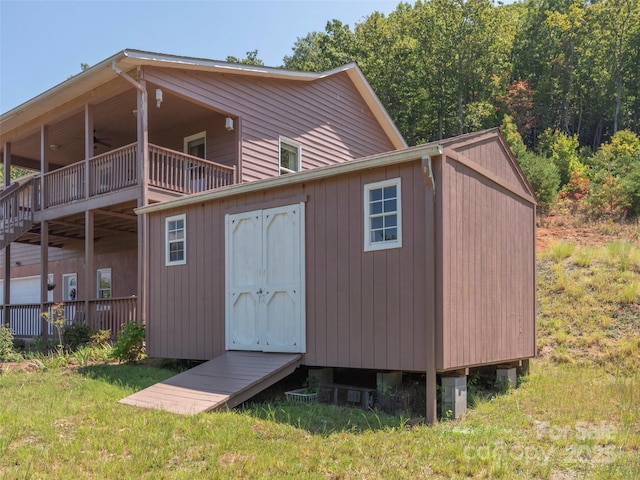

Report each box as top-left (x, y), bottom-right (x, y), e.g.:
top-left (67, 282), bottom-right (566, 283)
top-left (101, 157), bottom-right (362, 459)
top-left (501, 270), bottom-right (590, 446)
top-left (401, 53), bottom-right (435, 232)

top-left (1, 239), bottom-right (640, 478)
top-left (0, 362), bottom-right (638, 478)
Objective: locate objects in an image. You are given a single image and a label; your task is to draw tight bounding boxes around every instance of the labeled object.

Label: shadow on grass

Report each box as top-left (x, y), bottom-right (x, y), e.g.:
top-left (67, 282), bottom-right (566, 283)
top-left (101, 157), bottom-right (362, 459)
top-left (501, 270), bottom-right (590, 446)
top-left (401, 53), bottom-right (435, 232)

top-left (238, 400), bottom-right (411, 436)
top-left (78, 363), bottom-right (175, 391)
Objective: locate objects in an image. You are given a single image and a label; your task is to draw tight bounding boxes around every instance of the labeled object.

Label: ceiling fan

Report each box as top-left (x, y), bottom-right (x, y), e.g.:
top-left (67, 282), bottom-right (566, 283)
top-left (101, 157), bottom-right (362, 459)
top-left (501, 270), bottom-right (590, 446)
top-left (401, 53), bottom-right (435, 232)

top-left (72, 130), bottom-right (112, 149)
top-left (93, 131), bottom-right (112, 149)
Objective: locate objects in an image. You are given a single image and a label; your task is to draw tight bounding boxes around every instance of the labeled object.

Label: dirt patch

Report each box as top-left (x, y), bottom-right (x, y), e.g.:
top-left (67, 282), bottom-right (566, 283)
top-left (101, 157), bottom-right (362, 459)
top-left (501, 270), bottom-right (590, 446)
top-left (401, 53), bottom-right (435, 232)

top-left (0, 360), bottom-right (41, 373)
top-left (536, 215), bottom-right (639, 252)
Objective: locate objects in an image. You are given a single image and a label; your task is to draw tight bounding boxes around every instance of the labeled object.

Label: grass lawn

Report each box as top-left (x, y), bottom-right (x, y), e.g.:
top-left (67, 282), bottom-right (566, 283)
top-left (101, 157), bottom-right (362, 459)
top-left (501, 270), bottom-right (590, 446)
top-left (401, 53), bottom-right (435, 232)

top-left (1, 240), bottom-right (639, 479)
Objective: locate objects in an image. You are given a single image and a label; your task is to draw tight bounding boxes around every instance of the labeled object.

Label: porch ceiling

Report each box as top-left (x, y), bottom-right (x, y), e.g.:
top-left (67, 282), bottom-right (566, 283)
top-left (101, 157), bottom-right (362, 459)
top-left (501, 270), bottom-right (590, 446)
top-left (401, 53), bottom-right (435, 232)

top-left (17, 202), bottom-right (138, 248)
top-left (3, 83), bottom-right (217, 171)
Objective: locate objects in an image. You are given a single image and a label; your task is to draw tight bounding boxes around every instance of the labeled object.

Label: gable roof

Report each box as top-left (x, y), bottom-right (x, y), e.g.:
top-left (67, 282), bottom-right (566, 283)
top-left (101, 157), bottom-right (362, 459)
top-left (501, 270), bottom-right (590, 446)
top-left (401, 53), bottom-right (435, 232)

top-left (1, 49), bottom-right (406, 150)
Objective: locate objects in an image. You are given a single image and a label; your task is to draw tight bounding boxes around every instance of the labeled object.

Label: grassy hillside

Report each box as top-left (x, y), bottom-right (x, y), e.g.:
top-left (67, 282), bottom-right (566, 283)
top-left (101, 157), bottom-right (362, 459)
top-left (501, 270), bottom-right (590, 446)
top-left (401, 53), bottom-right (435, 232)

top-left (537, 239), bottom-right (640, 372)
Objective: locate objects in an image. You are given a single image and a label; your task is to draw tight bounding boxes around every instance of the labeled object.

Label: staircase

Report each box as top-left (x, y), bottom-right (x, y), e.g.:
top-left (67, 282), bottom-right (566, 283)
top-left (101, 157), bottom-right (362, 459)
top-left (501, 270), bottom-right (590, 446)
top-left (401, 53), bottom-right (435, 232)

top-left (0, 176), bottom-right (39, 250)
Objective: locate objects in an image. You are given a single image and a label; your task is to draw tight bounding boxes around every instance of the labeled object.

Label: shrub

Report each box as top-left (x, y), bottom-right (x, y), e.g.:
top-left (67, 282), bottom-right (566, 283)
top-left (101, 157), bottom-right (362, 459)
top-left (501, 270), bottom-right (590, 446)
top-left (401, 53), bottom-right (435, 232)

top-left (0, 325), bottom-right (22, 362)
top-left (111, 321), bottom-right (146, 363)
top-left (62, 323), bottom-right (94, 351)
top-left (89, 329), bottom-right (111, 348)
top-left (517, 151), bottom-right (560, 212)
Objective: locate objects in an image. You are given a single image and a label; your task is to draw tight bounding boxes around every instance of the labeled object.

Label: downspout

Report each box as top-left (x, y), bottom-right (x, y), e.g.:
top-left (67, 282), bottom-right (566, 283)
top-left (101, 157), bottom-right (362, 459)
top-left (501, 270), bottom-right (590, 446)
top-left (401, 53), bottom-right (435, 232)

top-left (421, 145), bottom-right (442, 424)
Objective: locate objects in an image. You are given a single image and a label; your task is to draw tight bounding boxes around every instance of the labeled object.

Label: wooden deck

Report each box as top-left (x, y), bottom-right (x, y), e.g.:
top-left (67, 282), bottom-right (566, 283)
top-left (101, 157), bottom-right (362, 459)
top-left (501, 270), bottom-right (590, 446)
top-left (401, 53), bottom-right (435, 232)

top-left (119, 351), bottom-right (301, 414)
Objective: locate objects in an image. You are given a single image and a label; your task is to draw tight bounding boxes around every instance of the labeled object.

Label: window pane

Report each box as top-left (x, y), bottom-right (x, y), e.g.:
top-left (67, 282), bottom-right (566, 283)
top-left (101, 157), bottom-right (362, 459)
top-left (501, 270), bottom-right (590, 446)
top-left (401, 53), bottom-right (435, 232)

top-left (169, 243), bottom-right (184, 261)
top-left (372, 230), bottom-right (384, 242)
top-left (385, 228), bottom-right (397, 240)
top-left (280, 143), bottom-right (299, 172)
top-left (369, 188), bottom-right (382, 202)
top-left (383, 199), bottom-right (397, 212)
top-left (371, 217), bottom-right (384, 229)
top-left (383, 185), bottom-right (396, 199)
top-left (370, 200), bottom-right (383, 215)
top-left (385, 215), bottom-right (397, 227)
top-left (187, 138), bottom-right (205, 158)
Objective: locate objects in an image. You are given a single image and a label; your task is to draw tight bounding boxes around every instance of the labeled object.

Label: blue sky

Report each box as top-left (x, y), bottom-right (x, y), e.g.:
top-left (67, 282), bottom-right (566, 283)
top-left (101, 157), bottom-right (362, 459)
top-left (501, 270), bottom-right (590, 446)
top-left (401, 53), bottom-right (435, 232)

top-left (0, 0), bottom-right (400, 113)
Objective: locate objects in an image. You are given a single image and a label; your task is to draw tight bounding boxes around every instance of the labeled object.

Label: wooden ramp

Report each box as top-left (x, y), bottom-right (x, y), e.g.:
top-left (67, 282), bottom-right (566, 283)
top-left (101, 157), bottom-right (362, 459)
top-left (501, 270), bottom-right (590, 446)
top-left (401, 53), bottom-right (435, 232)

top-left (119, 351), bottom-right (301, 415)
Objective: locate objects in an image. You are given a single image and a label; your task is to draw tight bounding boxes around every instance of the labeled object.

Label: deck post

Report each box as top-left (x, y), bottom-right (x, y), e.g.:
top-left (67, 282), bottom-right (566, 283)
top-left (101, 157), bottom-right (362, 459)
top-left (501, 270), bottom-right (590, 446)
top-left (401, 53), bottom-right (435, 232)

top-left (40, 221), bottom-right (49, 338)
top-left (84, 104), bottom-right (94, 200)
top-left (3, 143), bottom-right (11, 326)
top-left (84, 210), bottom-right (94, 328)
top-left (40, 125), bottom-right (48, 208)
top-left (136, 79), bottom-right (149, 325)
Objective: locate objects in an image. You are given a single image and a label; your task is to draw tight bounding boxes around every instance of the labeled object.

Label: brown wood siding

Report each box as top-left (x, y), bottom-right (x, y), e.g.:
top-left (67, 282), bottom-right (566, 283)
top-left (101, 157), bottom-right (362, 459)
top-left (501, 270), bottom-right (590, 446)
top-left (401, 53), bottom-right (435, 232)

top-left (149, 111), bottom-right (237, 169)
top-left (0, 240), bottom-right (137, 302)
top-left (438, 155), bottom-right (536, 370)
top-left (145, 131), bottom-right (535, 372)
top-left (146, 162), bottom-right (431, 371)
top-left (451, 135), bottom-right (531, 199)
top-left (142, 68), bottom-right (396, 183)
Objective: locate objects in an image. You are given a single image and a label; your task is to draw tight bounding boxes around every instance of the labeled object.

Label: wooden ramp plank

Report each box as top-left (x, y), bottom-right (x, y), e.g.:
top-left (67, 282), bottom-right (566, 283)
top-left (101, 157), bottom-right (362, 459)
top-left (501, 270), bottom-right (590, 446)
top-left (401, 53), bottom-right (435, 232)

top-left (119, 351), bottom-right (301, 415)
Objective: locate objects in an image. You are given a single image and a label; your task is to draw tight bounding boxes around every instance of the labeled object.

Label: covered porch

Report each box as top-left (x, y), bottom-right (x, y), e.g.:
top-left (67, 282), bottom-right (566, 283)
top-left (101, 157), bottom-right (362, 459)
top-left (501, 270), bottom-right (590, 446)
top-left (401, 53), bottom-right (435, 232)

top-left (1, 67), bottom-right (240, 338)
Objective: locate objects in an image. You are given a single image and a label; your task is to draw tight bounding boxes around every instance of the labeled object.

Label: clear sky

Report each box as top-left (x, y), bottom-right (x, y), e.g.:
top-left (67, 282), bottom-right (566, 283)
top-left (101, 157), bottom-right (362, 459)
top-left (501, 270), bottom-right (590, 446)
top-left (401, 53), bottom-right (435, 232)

top-left (0, 0), bottom-right (400, 113)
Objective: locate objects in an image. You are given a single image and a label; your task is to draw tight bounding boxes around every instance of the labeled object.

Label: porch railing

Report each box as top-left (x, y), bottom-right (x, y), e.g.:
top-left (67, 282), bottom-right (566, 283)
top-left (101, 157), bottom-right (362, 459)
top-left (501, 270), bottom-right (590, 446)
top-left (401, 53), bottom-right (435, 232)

top-left (89, 145), bottom-right (138, 196)
top-left (39, 143), bottom-right (236, 209)
top-left (149, 145), bottom-right (236, 194)
top-left (0, 176), bottom-right (38, 249)
top-left (0, 297), bottom-right (138, 340)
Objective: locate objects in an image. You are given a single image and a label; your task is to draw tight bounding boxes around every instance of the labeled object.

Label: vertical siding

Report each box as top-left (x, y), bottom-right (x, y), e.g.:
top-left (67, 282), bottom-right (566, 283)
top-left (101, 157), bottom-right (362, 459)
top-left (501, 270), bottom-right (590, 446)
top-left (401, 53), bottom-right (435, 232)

top-left (438, 155), bottom-right (536, 370)
top-left (145, 133), bottom-right (535, 370)
top-left (147, 161), bottom-right (431, 371)
top-left (303, 162), bottom-right (428, 371)
top-left (455, 136), bottom-right (531, 198)
top-left (143, 68), bottom-right (397, 183)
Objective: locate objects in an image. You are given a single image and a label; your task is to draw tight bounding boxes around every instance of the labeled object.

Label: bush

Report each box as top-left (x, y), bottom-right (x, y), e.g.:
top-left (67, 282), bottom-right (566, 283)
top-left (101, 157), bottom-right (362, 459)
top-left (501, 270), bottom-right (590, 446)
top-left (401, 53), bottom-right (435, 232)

top-left (0, 324), bottom-right (22, 362)
top-left (62, 323), bottom-right (94, 351)
top-left (518, 151), bottom-right (560, 212)
top-left (111, 321), bottom-right (146, 363)
top-left (89, 329), bottom-right (112, 348)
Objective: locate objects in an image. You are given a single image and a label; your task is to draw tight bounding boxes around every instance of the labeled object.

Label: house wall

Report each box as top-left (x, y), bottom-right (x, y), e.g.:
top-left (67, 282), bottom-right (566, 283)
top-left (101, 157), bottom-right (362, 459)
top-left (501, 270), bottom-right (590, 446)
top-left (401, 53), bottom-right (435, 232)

top-left (0, 237), bottom-right (138, 302)
top-left (142, 68), bottom-right (397, 182)
top-left (146, 160), bottom-right (433, 371)
top-left (437, 146), bottom-right (536, 370)
top-left (150, 111), bottom-right (237, 170)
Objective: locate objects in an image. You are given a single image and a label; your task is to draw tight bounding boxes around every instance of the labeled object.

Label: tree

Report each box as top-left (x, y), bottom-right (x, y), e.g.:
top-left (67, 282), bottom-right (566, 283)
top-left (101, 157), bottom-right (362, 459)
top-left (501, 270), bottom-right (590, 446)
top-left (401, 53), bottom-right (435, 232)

top-left (284, 20), bottom-right (356, 71)
top-left (502, 115), bottom-right (560, 211)
top-left (537, 128), bottom-right (584, 186)
top-left (226, 50), bottom-right (264, 66)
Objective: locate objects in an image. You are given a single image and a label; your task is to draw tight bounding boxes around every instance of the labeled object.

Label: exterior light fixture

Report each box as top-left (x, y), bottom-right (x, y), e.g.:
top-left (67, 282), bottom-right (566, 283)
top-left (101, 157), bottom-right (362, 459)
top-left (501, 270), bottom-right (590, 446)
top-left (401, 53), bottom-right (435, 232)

top-left (225, 117), bottom-right (234, 131)
top-left (155, 89), bottom-right (163, 108)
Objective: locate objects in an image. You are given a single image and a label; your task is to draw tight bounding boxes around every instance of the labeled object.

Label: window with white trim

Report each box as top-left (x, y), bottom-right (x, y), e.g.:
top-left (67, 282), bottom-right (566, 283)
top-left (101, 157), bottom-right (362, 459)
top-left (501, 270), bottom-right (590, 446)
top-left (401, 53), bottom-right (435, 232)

top-left (184, 131), bottom-right (206, 159)
top-left (97, 268), bottom-right (112, 299)
top-left (166, 214), bottom-right (186, 265)
top-left (364, 178), bottom-right (402, 251)
top-left (279, 137), bottom-right (301, 174)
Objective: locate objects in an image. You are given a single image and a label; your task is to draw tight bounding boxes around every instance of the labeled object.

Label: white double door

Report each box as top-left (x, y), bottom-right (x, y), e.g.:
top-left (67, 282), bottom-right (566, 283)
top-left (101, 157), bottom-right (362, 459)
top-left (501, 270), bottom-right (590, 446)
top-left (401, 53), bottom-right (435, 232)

top-left (225, 203), bottom-right (305, 353)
